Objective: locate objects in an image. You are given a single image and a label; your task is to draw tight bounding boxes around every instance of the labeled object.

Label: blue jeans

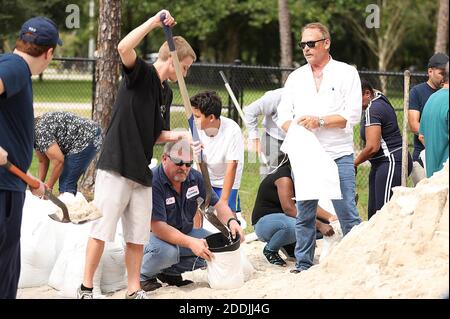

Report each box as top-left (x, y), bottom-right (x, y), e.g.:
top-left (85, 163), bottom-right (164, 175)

top-left (59, 137), bottom-right (99, 195)
top-left (140, 228), bottom-right (212, 281)
top-left (254, 213), bottom-right (296, 251)
top-left (294, 154), bottom-right (361, 270)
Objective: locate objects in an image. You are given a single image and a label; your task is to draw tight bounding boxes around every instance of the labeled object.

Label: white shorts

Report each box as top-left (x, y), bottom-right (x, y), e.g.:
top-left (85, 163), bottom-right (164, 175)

top-left (90, 169), bottom-right (152, 244)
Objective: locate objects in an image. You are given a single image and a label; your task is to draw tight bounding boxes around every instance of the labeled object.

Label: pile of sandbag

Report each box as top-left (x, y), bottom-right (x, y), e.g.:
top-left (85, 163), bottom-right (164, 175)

top-left (19, 191), bottom-right (127, 298)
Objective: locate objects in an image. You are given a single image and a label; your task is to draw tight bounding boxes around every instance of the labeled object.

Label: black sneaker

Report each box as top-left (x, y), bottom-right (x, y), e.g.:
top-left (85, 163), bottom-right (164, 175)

top-left (263, 245), bottom-right (287, 267)
top-left (157, 273), bottom-right (193, 287)
top-left (140, 278), bottom-right (162, 292)
top-left (280, 243), bottom-right (296, 259)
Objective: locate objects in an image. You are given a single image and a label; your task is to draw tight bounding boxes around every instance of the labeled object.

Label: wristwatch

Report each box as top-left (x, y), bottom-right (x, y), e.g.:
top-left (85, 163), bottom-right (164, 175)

top-left (318, 117), bottom-right (325, 128)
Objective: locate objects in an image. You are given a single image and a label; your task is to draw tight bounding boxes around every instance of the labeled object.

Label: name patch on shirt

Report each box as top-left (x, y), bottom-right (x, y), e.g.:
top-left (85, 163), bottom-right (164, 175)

top-left (166, 197), bottom-right (176, 205)
top-left (186, 185), bottom-right (200, 199)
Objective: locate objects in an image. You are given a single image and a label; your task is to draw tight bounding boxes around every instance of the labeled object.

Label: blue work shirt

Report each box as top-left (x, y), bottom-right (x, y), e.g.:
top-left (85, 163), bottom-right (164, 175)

top-left (0, 53), bottom-right (33, 192)
top-left (151, 165), bottom-right (219, 234)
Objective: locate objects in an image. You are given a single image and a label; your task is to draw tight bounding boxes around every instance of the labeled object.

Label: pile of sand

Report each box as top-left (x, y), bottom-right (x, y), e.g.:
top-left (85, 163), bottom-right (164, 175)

top-left (55, 200), bottom-right (102, 224)
top-left (18, 164), bottom-right (448, 299)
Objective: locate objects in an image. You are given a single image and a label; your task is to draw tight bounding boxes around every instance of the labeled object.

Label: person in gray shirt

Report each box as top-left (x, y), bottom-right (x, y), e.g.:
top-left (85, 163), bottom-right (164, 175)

top-left (244, 88), bottom-right (286, 179)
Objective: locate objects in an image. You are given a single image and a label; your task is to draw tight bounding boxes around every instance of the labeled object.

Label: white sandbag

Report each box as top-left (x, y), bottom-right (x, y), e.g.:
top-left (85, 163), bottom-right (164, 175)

top-left (18, 191), bottom-right (58, 288)
top-left (207, 248), bottom-right (245, 289)
top-left (240, 249), bottom-right (256, 281)
top-left (48, 235), bottom-right (104, 298)
top-left (18, 218), bottom-right (57, 288)
top-left (319, 220), bottom-right (343, 263)
top-left (100, 242), bottom-right (127, 293)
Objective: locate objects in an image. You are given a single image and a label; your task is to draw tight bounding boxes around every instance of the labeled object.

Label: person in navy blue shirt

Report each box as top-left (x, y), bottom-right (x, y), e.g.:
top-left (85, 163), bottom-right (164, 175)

top-left (355, 79), bottom-right (412, 219)
top-left (408, 53), bottom-right (448, 185)
top-left (0, 16), bottom-right (61, 299)
top-left (140, 140), bottom-right (244, 292)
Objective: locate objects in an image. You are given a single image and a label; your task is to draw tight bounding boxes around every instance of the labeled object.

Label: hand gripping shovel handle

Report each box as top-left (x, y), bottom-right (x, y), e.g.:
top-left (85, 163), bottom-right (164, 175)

top-left (1, 161), bottom-right (71, 223)
top-left (196, 198), bottom-right (231, 240)
top-left (160, 13), bottom-right (214, 207)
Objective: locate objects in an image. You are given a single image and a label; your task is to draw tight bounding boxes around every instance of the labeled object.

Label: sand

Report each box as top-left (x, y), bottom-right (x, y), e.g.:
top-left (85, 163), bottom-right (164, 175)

top-left (17, 164), bottom-right (449, 299)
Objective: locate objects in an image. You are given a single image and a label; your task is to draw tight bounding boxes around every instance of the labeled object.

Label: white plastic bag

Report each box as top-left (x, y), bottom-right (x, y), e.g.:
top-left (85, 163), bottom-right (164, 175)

top-left (207, 248), bottom-right (245, 289)
top-left (319, 220), bottom-right (343, 263)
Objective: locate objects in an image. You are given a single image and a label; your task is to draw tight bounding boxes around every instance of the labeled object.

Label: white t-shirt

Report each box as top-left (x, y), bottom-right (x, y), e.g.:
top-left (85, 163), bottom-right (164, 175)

top-left (198, 116), bottom-right (244, 189)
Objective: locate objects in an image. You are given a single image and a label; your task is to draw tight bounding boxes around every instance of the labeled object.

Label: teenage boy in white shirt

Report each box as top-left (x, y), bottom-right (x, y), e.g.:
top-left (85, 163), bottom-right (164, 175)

top-left (190, 91), bottom-right (245, 223)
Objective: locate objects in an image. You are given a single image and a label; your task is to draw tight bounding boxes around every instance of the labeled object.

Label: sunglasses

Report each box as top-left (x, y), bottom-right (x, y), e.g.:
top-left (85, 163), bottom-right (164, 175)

top-left (298, 38), bottom-right (326, 49)
top-left (168, 155), bottom-right (193, 167)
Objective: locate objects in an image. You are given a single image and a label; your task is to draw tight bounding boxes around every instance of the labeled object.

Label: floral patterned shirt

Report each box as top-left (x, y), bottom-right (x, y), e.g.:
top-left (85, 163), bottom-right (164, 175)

top-left (35, 111), bottom-right (102, 155)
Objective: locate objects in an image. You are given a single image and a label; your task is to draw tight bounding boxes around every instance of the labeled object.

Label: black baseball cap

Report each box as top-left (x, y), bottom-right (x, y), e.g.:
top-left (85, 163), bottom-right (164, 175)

top-left (428, 53), bottom-right (448, 69)
top-left (19, 17), bottom-right (62, 47)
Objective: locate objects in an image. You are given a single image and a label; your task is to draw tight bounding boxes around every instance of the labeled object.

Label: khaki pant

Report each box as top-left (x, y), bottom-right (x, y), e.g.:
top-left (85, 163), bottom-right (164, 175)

top-left (90, 169), bottom-right (152, 244)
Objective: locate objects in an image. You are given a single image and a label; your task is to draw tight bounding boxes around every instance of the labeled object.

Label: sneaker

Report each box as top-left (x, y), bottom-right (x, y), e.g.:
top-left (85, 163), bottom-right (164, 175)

top-left (77, 286), bottom-right (93, 299)
top-left (157, 273), bottom-right (193, 287)
top-left (140, 278), bottom-right (162, 292)
top-left (125, 289), bottom-right (149, 299)
top-left (290, 269), bottom-right (303, 274)
top-left (263, 245), bottom-right (287, 267)
top-left (280, 243), bottom-right (296, 260)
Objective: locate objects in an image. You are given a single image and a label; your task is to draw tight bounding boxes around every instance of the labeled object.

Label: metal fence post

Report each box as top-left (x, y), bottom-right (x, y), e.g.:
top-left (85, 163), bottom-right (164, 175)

top-left (402, 70), bottom-right (411, 187)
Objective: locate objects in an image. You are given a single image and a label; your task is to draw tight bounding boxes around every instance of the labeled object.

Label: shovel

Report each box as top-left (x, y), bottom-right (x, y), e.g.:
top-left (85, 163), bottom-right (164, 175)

top-left (197, 197), bottom-right (232, 242)
top-left (2, 160), bottom-right (85, 224)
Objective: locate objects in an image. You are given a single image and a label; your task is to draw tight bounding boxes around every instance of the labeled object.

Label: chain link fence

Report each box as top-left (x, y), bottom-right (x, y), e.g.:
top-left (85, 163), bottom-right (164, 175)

top-left (32, 57), bottom-right (427, 220)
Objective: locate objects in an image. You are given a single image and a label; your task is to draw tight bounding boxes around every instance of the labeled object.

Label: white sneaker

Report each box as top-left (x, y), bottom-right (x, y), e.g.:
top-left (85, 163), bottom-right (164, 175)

top-left (77, 287), bottom-right (93, 299)
top-left (125, 289), bottom-right (149, 299)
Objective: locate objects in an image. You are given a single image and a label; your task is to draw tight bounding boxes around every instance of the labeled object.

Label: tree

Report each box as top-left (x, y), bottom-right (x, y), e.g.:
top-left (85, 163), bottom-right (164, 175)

top-left (435, 0), bottom-right (449, 53)
top-left (79, 0), bottom-right (121, 196)
top-left (337, 0), bottom-right (437, 92)
top-left (278, 0), bottom-right (293, 83)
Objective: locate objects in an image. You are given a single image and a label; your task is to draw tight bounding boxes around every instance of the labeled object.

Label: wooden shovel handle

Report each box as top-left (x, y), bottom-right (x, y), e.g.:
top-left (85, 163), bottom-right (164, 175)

top-left (2, 161), bottom-right (40, 189)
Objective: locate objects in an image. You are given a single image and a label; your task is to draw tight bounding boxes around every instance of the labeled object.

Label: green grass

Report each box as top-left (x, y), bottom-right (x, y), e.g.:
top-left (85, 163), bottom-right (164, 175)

top-left (32, 79), bottom-right (92, 103)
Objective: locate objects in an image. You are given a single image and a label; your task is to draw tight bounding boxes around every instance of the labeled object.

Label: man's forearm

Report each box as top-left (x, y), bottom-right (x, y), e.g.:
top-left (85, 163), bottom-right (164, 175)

top-left (38, 160), bottom-right (49, 182)
top-left (155, 130), bottom-right (190, 144)
top-left (321, 115), bottom-right (347, 129)
top-left (220, 162), bottom-right (238, 203)
top-left (46, 160), bottom-right (64, 190)
top-left (117, 17), bottom-right (159, 56)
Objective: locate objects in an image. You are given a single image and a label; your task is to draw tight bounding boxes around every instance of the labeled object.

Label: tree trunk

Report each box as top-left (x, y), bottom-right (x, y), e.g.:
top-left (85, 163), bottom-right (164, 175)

top-left (278, 0), bottom-right (293, 84)
top-left (378, 52), bottom-right (388, 95)
top-left (224, 27), bottom-right (240, 63)
top-left (79, 0), bottom-right (121, 198)
top-left (435, 0), bottom-right (449, 53)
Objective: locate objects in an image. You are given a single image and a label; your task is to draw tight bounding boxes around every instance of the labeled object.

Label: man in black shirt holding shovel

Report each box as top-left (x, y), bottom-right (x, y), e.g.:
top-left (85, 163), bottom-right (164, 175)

top-left (78, 9), bottom-right (196, 299)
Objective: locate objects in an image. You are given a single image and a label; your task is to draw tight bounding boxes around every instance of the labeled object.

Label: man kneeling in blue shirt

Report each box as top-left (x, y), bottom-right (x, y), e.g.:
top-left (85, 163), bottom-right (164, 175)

top-left (140, 140), bottom-right (245, 291)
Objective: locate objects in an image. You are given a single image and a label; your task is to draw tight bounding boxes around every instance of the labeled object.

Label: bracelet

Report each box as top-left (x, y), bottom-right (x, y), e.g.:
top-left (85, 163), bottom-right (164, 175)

top-left (226, 217), bottom-right (241, 228)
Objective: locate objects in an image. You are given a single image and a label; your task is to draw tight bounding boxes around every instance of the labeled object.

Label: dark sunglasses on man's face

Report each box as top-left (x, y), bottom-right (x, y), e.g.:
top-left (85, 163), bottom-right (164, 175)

top-left (299, 38), bottom-right (326, 50)
top-left (168, 155), bottom-right (193, 167)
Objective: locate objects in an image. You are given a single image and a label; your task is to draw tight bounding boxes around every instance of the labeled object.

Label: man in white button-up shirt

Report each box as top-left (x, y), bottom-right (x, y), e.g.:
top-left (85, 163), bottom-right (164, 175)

top-left (277, 22), bottom-right (362, 273)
